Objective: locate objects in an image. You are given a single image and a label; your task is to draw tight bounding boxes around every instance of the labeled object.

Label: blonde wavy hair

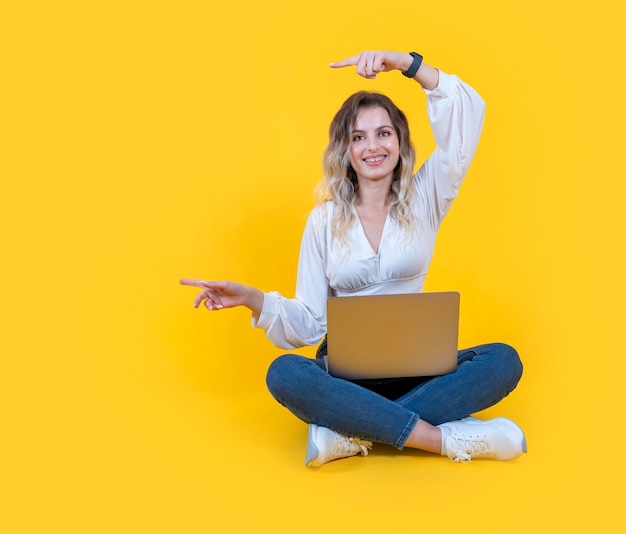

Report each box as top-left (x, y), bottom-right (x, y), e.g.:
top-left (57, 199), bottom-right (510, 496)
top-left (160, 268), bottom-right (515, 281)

top-left (317, 91), bottom-right (418, 248)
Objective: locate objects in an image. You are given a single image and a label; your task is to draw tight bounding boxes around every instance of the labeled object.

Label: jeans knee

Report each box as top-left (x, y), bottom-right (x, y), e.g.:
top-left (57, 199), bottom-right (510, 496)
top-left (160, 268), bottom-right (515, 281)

top-left (494, 342), bottom-right (523, 389)
top-left (266, 354), bottom-right (301, 400)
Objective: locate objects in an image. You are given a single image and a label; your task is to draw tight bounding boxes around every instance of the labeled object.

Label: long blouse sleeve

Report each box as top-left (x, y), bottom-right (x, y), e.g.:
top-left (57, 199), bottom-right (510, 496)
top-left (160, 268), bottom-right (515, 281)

top-left (253, 70), bottom-right (485, 350)
top-left (416, 71), bottom-right (486, 228)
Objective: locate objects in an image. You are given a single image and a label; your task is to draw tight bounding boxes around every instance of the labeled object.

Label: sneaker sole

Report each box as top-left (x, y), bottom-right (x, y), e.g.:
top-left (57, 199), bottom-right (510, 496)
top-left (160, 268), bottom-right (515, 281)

top-left (304, 424), bottom-right (320, 467)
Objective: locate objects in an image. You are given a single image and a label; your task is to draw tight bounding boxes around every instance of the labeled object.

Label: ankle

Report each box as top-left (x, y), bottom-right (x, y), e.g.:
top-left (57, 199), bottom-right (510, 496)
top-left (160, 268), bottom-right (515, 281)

top-left (404, 419), bottom-right (443, 453)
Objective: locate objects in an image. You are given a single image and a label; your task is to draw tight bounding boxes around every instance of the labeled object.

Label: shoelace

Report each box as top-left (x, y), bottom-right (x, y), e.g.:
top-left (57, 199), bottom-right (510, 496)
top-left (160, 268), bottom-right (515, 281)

top-left (330, 436), bottom-right (372, 460)
top-left (448, 434), bottom-right (490, 463)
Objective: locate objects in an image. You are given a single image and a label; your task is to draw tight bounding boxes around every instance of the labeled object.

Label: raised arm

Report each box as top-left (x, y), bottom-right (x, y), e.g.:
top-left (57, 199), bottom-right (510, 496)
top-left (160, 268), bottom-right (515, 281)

top-left (332, 49), bottom-right (486, 228)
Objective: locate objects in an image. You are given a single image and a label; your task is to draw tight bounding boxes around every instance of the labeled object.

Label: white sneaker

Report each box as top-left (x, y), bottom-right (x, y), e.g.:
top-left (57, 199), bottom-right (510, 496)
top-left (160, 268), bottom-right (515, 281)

top-left (304, 424), bottom-right (372, 467)
top-left (439, 416), bottom-right (527, 463)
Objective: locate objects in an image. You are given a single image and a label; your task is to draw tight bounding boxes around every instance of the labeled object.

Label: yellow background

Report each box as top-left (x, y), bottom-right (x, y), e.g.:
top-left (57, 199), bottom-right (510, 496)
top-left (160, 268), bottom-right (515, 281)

top-left (2, 1), bottom-right (624, 532)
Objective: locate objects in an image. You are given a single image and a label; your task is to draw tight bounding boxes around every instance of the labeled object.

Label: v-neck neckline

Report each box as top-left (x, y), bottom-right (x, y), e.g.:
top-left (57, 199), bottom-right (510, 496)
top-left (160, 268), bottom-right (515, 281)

top-left (354, 208), bottom-right (389, 256)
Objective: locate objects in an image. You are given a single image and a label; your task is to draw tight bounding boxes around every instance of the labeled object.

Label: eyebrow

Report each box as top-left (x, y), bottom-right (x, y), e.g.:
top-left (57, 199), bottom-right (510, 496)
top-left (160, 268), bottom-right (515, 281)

top-left (351, 125), bottom-right (394, 133)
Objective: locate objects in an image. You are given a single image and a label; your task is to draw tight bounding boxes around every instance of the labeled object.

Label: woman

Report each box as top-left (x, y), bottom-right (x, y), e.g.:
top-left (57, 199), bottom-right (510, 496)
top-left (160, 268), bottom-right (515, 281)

top-left (181, 50), bottom-right (526, 467)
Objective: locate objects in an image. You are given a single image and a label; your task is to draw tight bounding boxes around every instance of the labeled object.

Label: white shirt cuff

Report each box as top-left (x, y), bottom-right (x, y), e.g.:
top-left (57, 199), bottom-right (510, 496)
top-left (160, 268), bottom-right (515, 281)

top-left (251, 291), bottom-right (278, 329)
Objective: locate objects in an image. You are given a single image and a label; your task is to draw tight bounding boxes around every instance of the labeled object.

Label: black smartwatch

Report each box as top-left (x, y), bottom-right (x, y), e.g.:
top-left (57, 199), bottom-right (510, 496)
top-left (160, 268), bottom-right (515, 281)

top-left (402, 52), bottom-right (423, 78)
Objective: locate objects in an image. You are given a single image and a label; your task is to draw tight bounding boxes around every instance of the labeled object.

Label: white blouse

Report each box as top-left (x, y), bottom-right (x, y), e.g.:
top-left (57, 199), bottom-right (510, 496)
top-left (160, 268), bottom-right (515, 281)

top-left (254, 71), bottom-right (486, 349)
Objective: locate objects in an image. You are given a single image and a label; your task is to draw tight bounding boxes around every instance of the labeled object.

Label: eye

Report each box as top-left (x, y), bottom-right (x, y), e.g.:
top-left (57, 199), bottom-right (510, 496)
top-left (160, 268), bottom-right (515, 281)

top-left (379, 130), bottom-right (391, 137)
top-left (352, 135), bottom-right (365, 142)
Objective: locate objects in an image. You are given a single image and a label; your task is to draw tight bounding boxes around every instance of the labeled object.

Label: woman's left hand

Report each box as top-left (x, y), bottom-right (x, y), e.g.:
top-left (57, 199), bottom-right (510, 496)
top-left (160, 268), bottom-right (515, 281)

top-left (330, 50), bottom-right (412, 79)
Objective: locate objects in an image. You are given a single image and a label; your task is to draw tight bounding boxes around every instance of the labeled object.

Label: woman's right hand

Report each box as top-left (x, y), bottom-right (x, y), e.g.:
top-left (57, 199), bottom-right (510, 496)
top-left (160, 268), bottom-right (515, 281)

top-left (179, 279), bottom-right (264, 319)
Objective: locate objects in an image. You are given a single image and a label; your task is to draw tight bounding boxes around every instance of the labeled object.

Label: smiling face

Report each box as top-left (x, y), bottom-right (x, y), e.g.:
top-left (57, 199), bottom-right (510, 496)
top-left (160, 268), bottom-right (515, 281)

top-left (349, 106), bottom-right (400, 186)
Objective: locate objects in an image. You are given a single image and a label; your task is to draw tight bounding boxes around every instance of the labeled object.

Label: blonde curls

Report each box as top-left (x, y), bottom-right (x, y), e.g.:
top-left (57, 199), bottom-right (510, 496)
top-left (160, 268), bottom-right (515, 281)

top-left (316, 91), bottom-right (418, 249)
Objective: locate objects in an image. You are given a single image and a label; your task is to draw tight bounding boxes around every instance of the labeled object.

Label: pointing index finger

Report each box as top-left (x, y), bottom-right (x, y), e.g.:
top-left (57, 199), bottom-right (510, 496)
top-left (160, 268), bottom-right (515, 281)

top-left (180, 278), bottom-right (209, 288)
top-left (180, 279), bottom-right (229, 290)
top-left (329, 54), bottom-right (361, 68)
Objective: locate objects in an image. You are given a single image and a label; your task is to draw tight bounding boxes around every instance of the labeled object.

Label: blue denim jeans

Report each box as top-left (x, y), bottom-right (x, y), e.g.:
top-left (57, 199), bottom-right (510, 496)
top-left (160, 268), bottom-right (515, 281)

top-left (266, 341), bottom-right (523, 449)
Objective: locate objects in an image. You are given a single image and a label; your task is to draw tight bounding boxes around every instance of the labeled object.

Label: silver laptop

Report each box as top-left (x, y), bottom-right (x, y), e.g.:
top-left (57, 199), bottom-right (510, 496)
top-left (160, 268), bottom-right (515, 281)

top-left (325, 292), bottom-right (460, 380)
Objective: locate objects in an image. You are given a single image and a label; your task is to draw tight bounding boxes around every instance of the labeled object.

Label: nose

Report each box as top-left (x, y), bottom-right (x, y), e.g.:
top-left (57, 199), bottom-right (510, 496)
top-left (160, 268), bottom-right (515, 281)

top-left (367, 136), bottom-right (380, 151)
